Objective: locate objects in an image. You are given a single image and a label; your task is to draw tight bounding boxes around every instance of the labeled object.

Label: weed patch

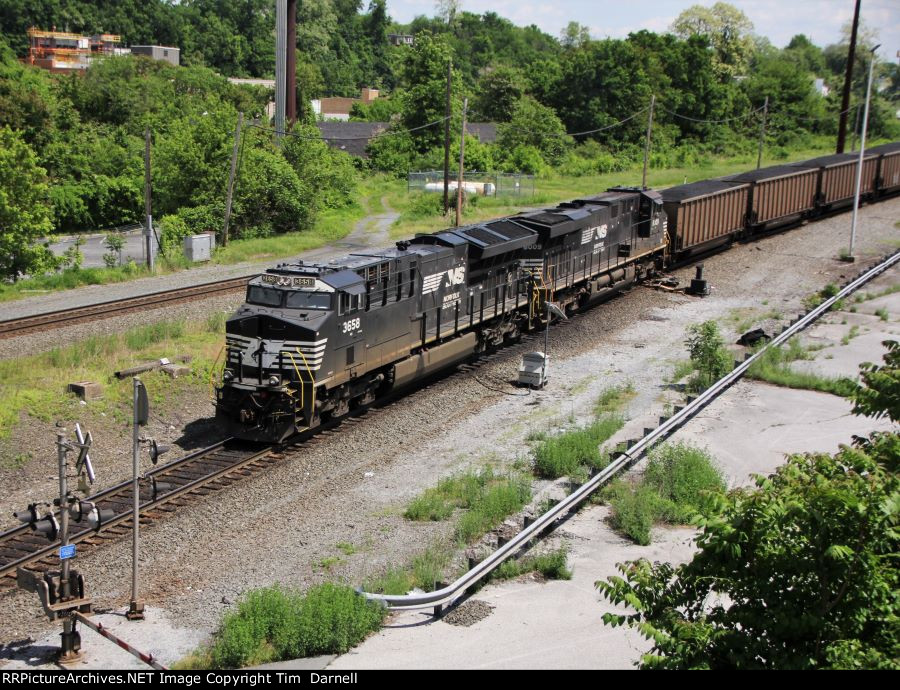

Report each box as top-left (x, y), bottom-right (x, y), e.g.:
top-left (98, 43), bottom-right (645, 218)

top-left (491, 547), bottom-right (572, 581)
top-left (203, 584), bottom-right (385, 668)
top-left (532, 415), bottom-right (624, 479)
top-left (747, 343), bottom-right (856, 397)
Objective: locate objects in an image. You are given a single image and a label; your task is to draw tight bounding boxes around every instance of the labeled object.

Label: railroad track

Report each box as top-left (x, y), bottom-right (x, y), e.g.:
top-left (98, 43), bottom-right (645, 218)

top-left (0, 293), bottom-right (583, 590)
top-left (0, 275), bottom-right (253, 339)
top-left (0, 439), bottom-right (276, 589)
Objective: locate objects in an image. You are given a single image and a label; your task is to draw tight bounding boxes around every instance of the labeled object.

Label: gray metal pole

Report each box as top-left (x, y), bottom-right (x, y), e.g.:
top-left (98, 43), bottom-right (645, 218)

top-left (642, 94), bottom-right (655, 190)
top-left (849, 47), bottom-right (878, 258)
top-left (57, 432), bottom-right (70, 598)
top-left (756, 96), bottom-right (768, 169)
top-left (222, 111), bottom-right (243, 247)
top-left (274, 0), bottom-right (287, 137)
top-left (455, 97), bottom-right (468, 227)
top-left (143, 129), bottom-right (153, 271)
top-left (128, 377), bottom-right (144, 620)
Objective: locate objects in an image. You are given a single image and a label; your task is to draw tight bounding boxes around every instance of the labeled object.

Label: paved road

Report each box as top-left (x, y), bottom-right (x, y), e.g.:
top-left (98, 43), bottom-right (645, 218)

top-left (5, 202), bottom-right (399, 321)
top-left (46, 228), bottom-right (152, 269)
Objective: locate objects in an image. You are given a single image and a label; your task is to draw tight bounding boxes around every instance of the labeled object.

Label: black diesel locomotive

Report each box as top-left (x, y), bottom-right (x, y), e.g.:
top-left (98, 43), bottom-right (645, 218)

top-left (216, 187), bottom-right (667, 442)
top-left (216, 144), bottom-right (900, 443)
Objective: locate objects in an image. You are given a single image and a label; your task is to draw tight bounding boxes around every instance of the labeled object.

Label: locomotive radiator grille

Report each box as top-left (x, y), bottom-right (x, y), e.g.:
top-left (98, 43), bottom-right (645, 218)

top-left (225, 335), bottom-right (327, 371)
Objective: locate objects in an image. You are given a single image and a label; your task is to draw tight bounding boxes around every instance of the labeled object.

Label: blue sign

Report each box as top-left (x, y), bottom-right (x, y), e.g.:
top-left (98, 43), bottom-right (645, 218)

top-left (59, 544), bottom-right (76, 560)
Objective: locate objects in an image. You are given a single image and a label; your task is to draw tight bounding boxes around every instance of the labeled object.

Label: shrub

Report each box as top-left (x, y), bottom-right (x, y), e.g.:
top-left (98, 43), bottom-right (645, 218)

top-left (643, 443), bottom-right (725, 522)
top-left (492, 547), bottom-right (573, 581)
top-left (209, 584), bottom-right (385, 668)
top-left (455, 477), bottom-right (531, 543)
top-left (685, 321), bottom-right (732, 391)
top-left (603, 480), bottom-right (662, 546)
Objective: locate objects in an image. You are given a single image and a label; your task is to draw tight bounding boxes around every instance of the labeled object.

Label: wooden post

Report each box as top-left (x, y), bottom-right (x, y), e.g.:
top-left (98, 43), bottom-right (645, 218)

top-left (455, 97), bottom-right (468, 227)
top-left (836, 0), bottom-right (861, 153)
top-left (143, 128), bottom-right (153, 270)
top-left (642, 94), bottom-right (655, 190)
top-left (223, 111), bottom-right (244, 247)
top-left (756, 96), bottom-right (768, 170)
top-left (443, 60), bottom-right (452, 216)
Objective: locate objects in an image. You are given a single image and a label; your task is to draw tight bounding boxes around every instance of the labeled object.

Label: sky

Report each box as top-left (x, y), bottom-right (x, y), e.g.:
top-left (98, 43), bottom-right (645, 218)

top-left (385, 0), bottom-right (900, 61)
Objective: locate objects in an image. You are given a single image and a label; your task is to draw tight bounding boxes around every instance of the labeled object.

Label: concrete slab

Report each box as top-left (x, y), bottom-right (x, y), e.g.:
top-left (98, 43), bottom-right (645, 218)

top-left (330, 515), bottom-right (695, 670)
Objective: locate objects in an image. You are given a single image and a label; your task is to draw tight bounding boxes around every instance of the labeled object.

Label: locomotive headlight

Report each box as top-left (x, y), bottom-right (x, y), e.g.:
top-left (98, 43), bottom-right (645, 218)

top-left (267, 374), bottom-right (281, 387)
top-left (223, 369), bottom-right (234, 382)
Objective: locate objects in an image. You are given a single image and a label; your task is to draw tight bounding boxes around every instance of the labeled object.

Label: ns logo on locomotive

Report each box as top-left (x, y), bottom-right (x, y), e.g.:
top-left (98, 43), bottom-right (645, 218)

top-left (215, 141), bottom-right (900, 444)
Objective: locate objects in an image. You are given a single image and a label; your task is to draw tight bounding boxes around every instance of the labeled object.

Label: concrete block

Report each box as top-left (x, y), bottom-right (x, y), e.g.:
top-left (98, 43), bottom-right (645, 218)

top-left (160, 365), bottom-right (191, 379)
top-left (68, 381), bottom-right (102, 401)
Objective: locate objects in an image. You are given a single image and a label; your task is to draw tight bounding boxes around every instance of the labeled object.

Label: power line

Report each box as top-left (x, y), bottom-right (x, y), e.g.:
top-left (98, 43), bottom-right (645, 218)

top-left (246, 115), bottom-right (452, 141)
top-left (657, 102), bottom-right (768, 124)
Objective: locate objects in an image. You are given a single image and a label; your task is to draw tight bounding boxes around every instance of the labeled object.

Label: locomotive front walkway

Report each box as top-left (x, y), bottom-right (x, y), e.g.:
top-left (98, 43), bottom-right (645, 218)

top-left (1, 201), bottom-right (399, 322)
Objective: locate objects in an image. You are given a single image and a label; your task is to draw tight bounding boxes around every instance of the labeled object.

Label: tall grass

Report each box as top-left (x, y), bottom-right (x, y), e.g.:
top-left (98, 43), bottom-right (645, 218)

top-left (602, 442), bottom-right (725, 545)
top-left (747, 343), bottom-right (857, 398)
top-left (203, 584), bottom-right (385, 669)
top-left (532, 415), bottom-right (624, 479)
top-left (364, 541), bottom-right (454, 595)
top-left (0, 317), bottom-right (222, 440)
top-left (491, 547), bottom-right (573, 582)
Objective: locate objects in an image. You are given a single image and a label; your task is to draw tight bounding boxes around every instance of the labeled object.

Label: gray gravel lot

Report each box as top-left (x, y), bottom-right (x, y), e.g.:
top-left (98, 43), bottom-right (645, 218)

top-left (0, 198), bottom-right (897, 668)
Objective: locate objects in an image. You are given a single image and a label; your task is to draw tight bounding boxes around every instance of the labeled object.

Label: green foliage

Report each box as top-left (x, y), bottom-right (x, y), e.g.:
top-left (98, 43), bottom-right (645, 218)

top-left (532, 415), bottom-right (624, 479)
top-left (747, 342), bottom-right (857, 398)
top-left (0, 126), bottom-right (55, 279)
top-left (642, 442), bottom-right (726, 522)
top-left (670, 2), bottom-right (756, 78)
top-left (474, 65), bottom-right (525, 123)
top-left (208, 584), bottom-right (385, 668)
top-left (492, 547), bottom-right (573, 581)
top-left (602, 443), bottom-right (724, 544)
top-left (597, 351), bottom-right (900, 669)
top-left (364, 541), bottom-right (453, 595)
top-left (497, 96), bottom-right (571, 167)
top-left (603, 482), bottom-right (662, 545)
top-left (403, 468), bottom-right (531, 544)
top-left (852, 340), bottom-right (899, 423)
top-left (597, 433), bottom-right (899, 669)
top-left (455, 476), bottom-right (531, 543)
top-left (685, 321), bottom-right (732, 391)
top-left (594, 384), bottom-right (636, 415)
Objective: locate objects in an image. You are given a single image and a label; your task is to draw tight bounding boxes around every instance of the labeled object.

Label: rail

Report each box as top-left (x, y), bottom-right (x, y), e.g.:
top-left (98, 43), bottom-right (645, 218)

top-left (0, 275), bottom-right (254, 339)
top-left (361, 249), bottom-right (900, 611)
top-left (0, 439), bottom-right (283, 582)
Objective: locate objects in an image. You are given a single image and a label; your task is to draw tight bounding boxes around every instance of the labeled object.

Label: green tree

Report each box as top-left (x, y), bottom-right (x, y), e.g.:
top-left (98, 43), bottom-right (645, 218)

top-left (670, 2), bottom-right (756, 78)
top-left (474, 65), bottom-right (525, 122)
top-left (853, 340), bottom-right (899, 423)
top-left (497, 96), bottom-right (571, 166)
top-left (0, 126), bottom-right (55, 279)
top-left (561, 21), bottom-right (590, 50)
top-left (397, 31), bottom-right (457, 153)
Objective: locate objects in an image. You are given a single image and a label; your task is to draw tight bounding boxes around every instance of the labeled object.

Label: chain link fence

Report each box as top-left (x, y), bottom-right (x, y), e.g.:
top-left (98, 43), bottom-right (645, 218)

top-left (408, 171), bottom-right (535, 198)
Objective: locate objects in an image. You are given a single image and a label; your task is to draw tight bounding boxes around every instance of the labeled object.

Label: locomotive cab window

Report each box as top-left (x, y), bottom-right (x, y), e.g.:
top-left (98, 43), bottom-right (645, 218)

top-left (285, 291), bottom-right (331, 310)
top-left (338, 292), bottom-right (360, 315)
top-left (247, 286), bottom-right (283, 307)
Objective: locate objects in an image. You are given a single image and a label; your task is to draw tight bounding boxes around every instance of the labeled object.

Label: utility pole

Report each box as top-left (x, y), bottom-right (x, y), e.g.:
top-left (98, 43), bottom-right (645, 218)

top-left (836, 0), bottom-right (861, 153)
top-left (455, 97), bottom-right (468, 228)
top-left (286, 0), bottom-right (297, 126)
top-left (848, 45), bottom-right (879, 260)
top-left (757, 96), bottom-right (769, 169)
top-left (143, 128), bottom-right (153, 271)
top-left (642, 94), bottom-right (655, 190)
top-left (222, 111), bottom-right (244, 247)
top-left (443, 60), bottom-right (452, 216)
top-left (274, 0), bottom-right (287, 137)
top-left (851, 103), bottom-right (861, 151)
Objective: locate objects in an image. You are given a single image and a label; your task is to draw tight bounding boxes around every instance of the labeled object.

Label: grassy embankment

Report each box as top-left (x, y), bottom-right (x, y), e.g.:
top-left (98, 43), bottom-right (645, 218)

top-left (0, 315), bottom-right (226, 459)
